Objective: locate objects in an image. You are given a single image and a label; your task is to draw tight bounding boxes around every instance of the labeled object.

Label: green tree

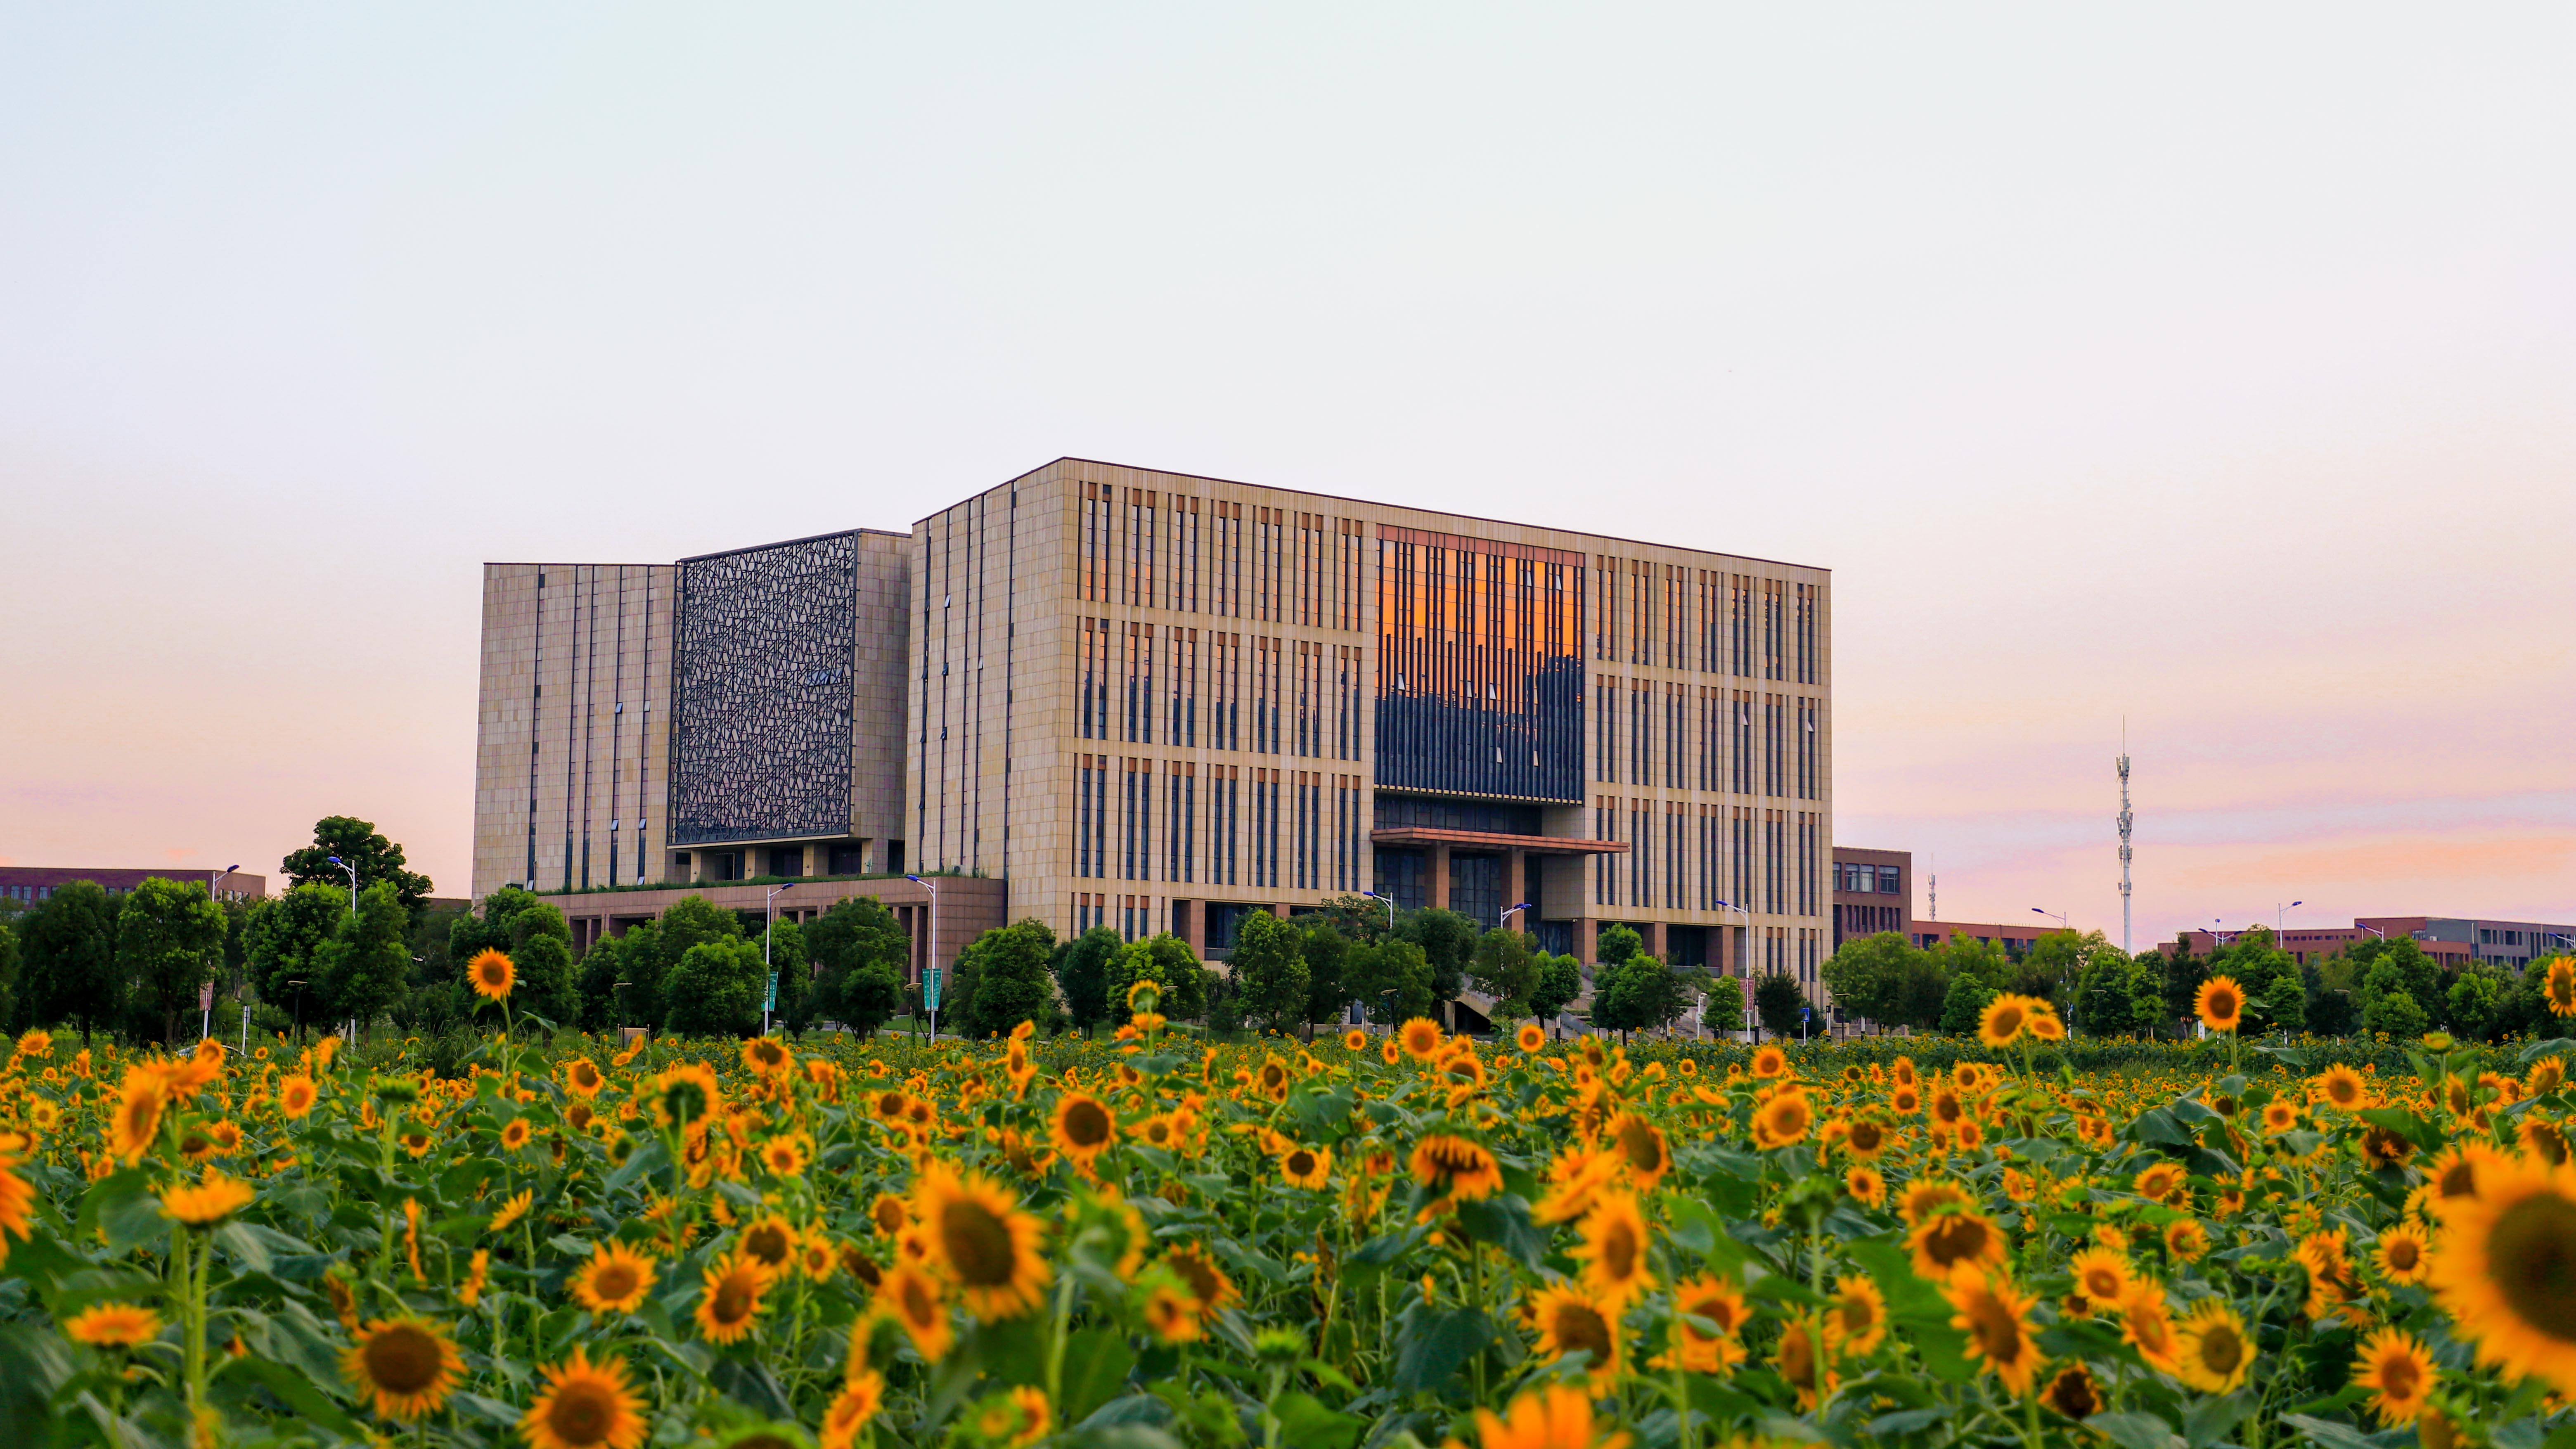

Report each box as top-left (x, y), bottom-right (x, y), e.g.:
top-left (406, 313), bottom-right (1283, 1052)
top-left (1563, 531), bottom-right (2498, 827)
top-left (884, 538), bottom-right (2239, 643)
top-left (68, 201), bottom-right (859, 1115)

top-left (1937, 971), bottom-right (1998, 1037)
top-left (647, 896), bottom-right (745, 1029)
top-left (117, 877), bottom-right (227, 1046)
top-left (1528, 952), bottom-right (1583, 1026)
top-left (1754, 972), bottom-right (1808, 1041)
top-left (807, 897), bottom-right (912, 1031)
top-left (1468, 927), bottom-right (1541, 1021)
top-left (760, 920), bottom-right (812, 1032)
top-left (2074, 950), bottom-right (2165, 1038)
top-left (19, 880), bottom-right (125, 1042)
top-left (1346, 937), bottom-right (1434, 1025)
top-left (2361, 985), bottom-right (2429, 1039)
top-left (2158, 941), bottom-right (2208, 1032)
top-left (1700, 978), bottom-right (1745, 1034)
top-left (958, 919), bottom-right (1058, 1039)
top-left (0, 916), bottom-right (18, 1032)
top-left (1397, 909), bottom-right (1481, 1005)
top-left (575, 921), bottom-right (656, 1030)
top-left (1821, 933), bottom-right (1928, 1028)
top-left (244, 883), bottom-right (344, 1020)
top-left (1300, 922), bottom-right (1354, 1037)
top-left (1231, 911), bottom-right (1311, 1036)
top-left (1596, 923), bottom-right (1643, 968)
top-left (316, 882), bottom-right (412, 1037)
top-left (1103, 934), bottom-right (1210, 1026)
top-left (1053, 926), bottom-right (1124, 1034)
top-left (2443, 966), bottom-right (2509, 1043)
top-left (2358, 940), bottom-right (2443, 1037)
top-left (663, 937), bottom-right (765, 1036)
top-left (282, 816), bottom-right (435, 915)
top-left (515, 933), bottom-right (580, 1032)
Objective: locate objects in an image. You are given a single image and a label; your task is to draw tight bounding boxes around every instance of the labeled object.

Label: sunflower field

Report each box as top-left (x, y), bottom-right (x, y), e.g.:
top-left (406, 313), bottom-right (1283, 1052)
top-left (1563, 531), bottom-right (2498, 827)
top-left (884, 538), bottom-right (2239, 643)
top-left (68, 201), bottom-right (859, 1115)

top-left (1, 966), bottom-right (2574, 1449)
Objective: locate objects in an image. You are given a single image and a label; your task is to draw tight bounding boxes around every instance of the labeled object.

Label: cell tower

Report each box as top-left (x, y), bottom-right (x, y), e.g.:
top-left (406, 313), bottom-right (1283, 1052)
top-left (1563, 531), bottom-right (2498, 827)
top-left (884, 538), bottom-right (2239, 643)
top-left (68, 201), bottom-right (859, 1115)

top-left (1927, 853), bottom-right (1937, 923)
top-left (2116, 722), bottom-right (2134, 955)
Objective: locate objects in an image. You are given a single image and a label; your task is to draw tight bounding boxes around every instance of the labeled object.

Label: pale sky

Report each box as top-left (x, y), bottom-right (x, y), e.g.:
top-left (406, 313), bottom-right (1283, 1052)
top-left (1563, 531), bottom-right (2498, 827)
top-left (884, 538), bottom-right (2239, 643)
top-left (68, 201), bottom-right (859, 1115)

top-left (4, 6), bottom-right (2569, 947)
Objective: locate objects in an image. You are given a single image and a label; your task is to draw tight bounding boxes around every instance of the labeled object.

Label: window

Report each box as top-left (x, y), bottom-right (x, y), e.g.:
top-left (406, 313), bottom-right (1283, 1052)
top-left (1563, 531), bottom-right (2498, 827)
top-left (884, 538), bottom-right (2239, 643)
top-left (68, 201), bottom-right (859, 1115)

top-left (1878, 864), bottom-right (1901, 895)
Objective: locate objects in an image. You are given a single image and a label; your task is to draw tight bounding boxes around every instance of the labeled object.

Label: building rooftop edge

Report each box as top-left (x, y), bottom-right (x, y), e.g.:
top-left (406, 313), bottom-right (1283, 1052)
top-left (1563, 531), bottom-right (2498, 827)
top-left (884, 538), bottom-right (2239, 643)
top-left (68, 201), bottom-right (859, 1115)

top-left (917, 457), bottom-right (1834, 574)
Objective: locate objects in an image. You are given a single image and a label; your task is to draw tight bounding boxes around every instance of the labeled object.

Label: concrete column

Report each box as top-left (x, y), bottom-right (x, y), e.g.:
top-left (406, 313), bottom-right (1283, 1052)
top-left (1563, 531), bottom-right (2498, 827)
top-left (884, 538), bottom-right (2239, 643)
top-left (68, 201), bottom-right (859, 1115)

top-left (1640, 922), bottom-right (1664, 960)
top-left (1174, 900), bottom-right (1199, 952)
top-left (1577, 916), bottom-right (1599, 966)
top-left (1506, 848), bottom-right (1528, 930)
top-left (1430, 843), bottom-right (1451, 912)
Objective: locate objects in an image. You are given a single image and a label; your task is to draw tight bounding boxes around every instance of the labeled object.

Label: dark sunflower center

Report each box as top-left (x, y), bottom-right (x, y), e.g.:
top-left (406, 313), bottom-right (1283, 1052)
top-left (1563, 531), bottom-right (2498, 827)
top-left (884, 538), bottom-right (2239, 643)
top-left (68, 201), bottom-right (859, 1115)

top-left (2386, 1238), bottom-right (2419, 1270)
top-left (1064, 1100), bottom-right (1110, 1147)
top-left (941, 1199), bottom-right (1016, 1286)
top-left (900, 1276), bottom-right (936, 1324)
top-left (1925, 1217), bottom-right (1989, 1266)
top-left (2048, 1370), bottom-right (2100, 1418)
top-left (712, 1274), bottom-right (755, 1324)
top-left (1287, 1151), bottom-right (1316, 1177)
top-left (1600, 1222), bottom-right (1638, 1278)
top-left (593, 1264), bottom-right (637, 1300)
top-left (2491, 1192), bottom-right (2576, 1342)
top-left (1991, 1006), bottom-right (2023, 1035)
top-left (2200, 1324), bottom-right (2244, 1373)
top-left (1970, 1294), bottom-right (2022, 1361)
top-left (1553, 1302), bottom-right (1610, 1360)
top-left (732, 1435), bottom-right (794, 1449)
top-left (746, 1226), bottom-right (791, 1264)
top-left (1849, 1122), bottom-right (1882, 1153)
top-left (365, 1327), bottom-right (442, 1394)
top-left (549, 1383), bottom-right (613, 1445)
top-left (1779, 1325), bottom-right (1816, 1387)
top-left (1622, 1122), bottom-right (1664, 1171)
top-left (2378, 1352), bottom-right (2419, 1397)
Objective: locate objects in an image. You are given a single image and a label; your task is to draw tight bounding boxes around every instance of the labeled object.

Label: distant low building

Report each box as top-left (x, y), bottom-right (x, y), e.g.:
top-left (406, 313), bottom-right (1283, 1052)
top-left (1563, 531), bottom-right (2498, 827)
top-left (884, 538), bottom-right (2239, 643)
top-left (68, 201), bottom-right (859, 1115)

top-left (1911, 919), bottom-right (2055, 956)
top-left (2173, 916), bottom-right (2572, 972)
top-left (0, 867), bottom-right (266, 906)
top-left (1830, 845), bottom-right (1912, 949)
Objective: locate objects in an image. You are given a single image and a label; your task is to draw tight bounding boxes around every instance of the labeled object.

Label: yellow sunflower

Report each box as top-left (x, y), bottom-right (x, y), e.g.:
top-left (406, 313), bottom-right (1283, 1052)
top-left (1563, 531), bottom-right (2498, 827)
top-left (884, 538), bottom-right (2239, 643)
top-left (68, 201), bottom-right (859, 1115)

top-left (2194, 975), bottom-right (2244, 1032)
top-left (647, 1061), bottom-right (722, 1133)
top-left (1409, 1134), bottom-right (1503, 1204)
top-left (821, 1370), bottom-right (886, 1449)
top-left (2068, 1246), bottom-right (2131, 1306)
top-left (877, 1261), bottom-right (953, 1361)
top-left (1945, 1268), bottom-right (2044, 1395)
top-left (1527, 1281), bottom-right (1623, 1390)
top-left (1977, 994), bottom-right (2032, 1048)
top-left (1398, 1018), bottom-right (1444, 1061)
top-left (1844, 1165), bottom-right (1887, 1208)
top-left (159, 1166), bottom-right (254, 1227)
top-left (739, 1215), bottom-right (797, 1272)
top-left (2174, 1298), bottom-right (2252, 1393)
top-left (1773, 1317), bottom-right (1837, 1410)
top-left (1279, 1143), bottom-right (1332, 1189)
top-left (1142, 1281), bottom-right (1202, 1343)
top-left (2427, 1153), bottom-right (2576, 1393)
top-left (914, 1162), bottom-right (1050, 1319)
top-left (1463, 1383), bottom-right (1631, 1449)
top-left (2039, 1363), bottom-right (2104, 1421)
top-left (1571, 1192), bottom-right (1654, 1305)
top-left (2355, 1326), bottom-right (2438, 1426)
top-left (1827, 1274), bottom-right (1887, 1356)
top-left (695, 1253), bottom-right (773, 1345)
top-left (1051, 1093), bottom-right (1118, 1167)
top-left (466, 948), bottom-right (516, 1001)
top-left (571, 1239), bottom-right (659, 1316)
top-left (1341, 1028), bottom-right (1369, 1051)
top-left (107, 1068), bottom-right (169, 1165)
top-left (341, 1317), bottom-right (464, 1422)
top-left (2543, 957), bottom-right (2576, 1017)
top-left (1662, 1274), bottom-right (1749, 1372)
top-left (1908, 1209), bottom-right (2007, 1282)
top-left (522, 1346), bottom-right (649, 1449)
top-left (1607, 1113), bottom-right (1672, 1189)
top-left (1163, 1243), bottom-right (1239, 1313)
top-left (1515, 1022), bottom-right (1547, 1053)
top-left (563, 1058), bottom-right (605, 1100)
top-left (1752, 1090), bottom-right (1813, 1147)
top-left (2375, 1223), bottom-right (2431, 1284)
top-left (64, 1302), bottom-right (162, 1348)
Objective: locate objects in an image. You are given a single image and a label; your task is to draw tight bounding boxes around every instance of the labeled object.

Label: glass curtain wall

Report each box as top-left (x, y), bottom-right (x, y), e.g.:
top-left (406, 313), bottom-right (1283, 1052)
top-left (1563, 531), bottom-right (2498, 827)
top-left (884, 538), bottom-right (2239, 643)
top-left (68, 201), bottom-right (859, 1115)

top-left (1374, 527), bottom-right (1585, 802)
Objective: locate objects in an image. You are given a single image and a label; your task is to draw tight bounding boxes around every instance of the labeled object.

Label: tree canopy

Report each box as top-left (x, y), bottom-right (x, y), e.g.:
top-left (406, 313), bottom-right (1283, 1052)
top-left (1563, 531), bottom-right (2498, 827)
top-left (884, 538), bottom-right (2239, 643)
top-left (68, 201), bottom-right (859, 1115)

top-left (282, 816), bottom-right (435, 915)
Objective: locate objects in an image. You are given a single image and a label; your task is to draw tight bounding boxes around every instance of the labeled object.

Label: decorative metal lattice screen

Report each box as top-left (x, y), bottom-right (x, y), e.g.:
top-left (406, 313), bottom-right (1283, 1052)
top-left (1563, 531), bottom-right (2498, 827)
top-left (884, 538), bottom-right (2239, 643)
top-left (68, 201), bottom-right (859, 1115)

top-left (669, 532), bottom-right (858, 845)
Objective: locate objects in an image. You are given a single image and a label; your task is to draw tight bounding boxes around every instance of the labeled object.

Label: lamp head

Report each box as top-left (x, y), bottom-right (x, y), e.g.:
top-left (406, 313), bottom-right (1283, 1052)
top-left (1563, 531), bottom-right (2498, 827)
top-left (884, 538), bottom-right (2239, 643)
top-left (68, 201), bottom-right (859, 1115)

top-left (327, 856), bottom-right (341, 865)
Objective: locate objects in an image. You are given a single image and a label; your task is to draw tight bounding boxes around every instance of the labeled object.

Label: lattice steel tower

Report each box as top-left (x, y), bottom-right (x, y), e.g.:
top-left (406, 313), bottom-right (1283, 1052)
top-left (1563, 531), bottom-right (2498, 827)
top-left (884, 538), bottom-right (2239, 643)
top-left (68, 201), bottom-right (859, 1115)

top-left (2116, 728), bottom-right (2134, 955)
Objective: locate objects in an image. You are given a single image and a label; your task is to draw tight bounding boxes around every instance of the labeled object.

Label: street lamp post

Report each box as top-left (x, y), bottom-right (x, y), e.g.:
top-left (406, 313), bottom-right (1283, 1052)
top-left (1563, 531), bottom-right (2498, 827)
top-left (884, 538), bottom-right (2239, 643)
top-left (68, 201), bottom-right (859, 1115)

top-left (762, 883), bottom-right (795, 1036)
top-left (905, 876), bottom-right (939, 1041)
top-left (287, 979), bottom-right (306, 1045)
top-left (2031, 907), bottom-right (2068, 931)
top-left (325, 855), bottom-right (361, 1046)
top-left (1361, 891), bottom-right (1397, 934)
top-left (2275, 900), bottom-right (2303, 938)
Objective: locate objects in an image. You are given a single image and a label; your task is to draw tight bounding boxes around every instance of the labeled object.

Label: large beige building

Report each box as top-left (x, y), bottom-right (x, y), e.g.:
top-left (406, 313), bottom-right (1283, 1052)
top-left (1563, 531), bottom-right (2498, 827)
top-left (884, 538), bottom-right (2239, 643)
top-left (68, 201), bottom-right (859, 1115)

top-left (473, 459), bottom-right (1832, 996)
